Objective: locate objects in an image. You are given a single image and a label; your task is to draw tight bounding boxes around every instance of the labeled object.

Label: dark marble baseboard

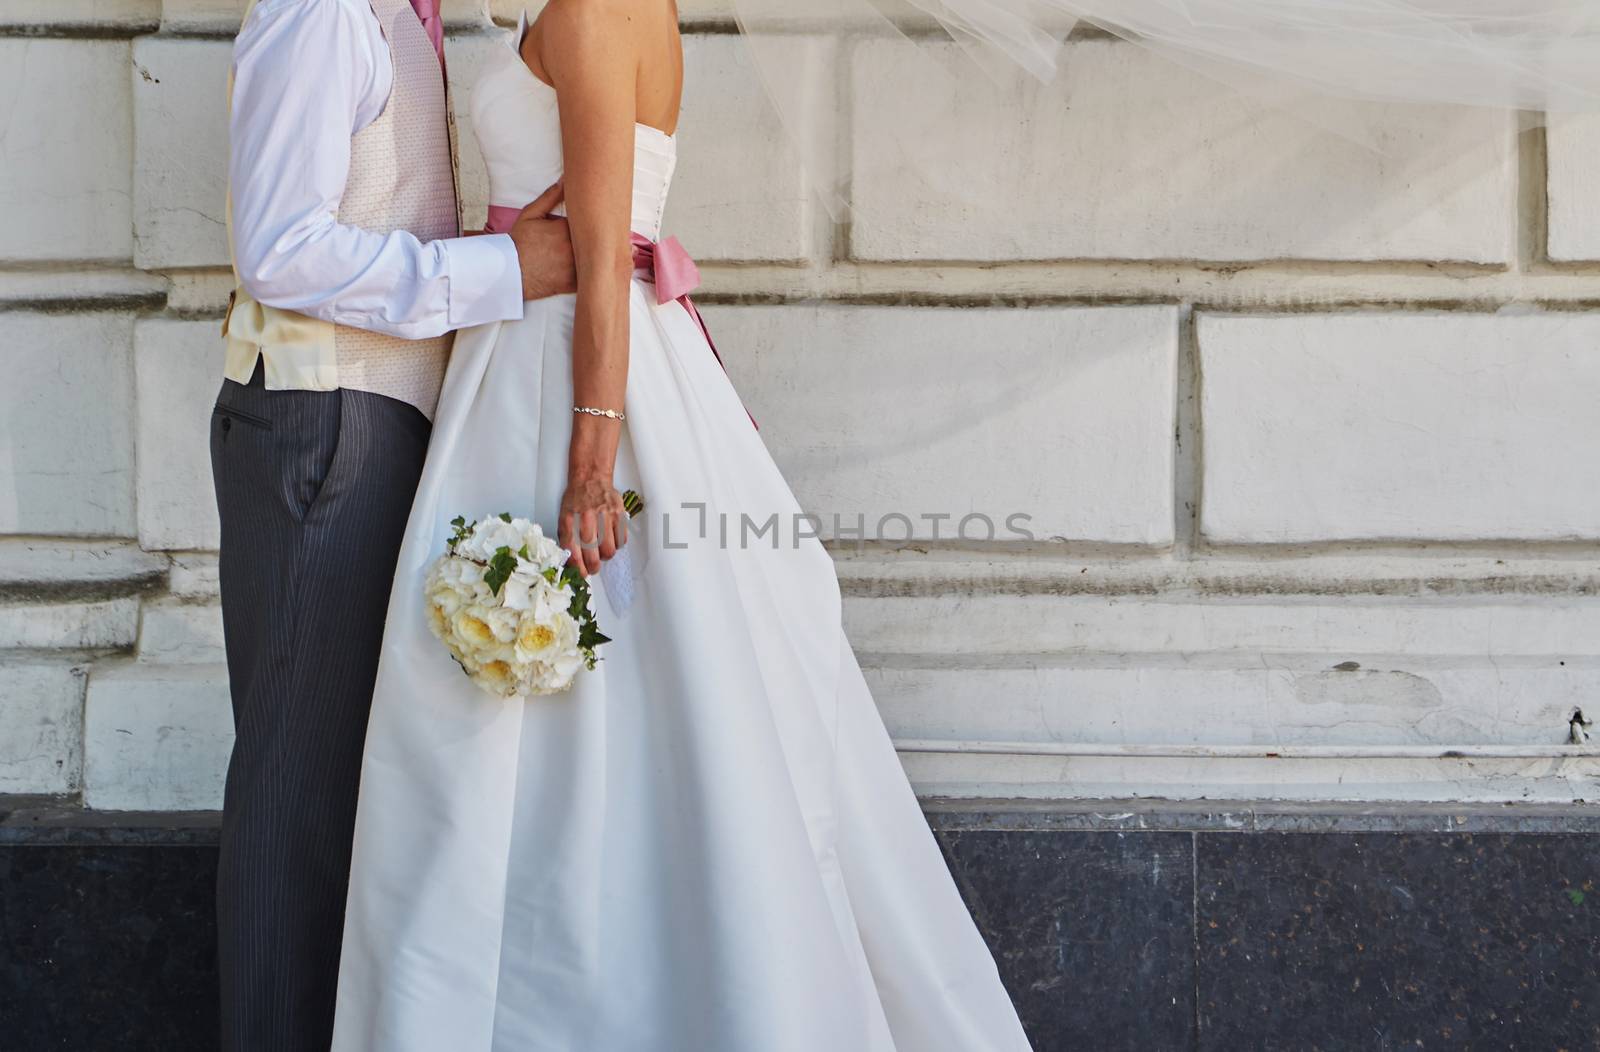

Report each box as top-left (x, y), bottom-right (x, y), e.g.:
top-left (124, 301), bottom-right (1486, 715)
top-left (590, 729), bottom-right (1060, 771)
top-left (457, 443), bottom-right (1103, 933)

top-left (4, 804), bottom-right (1599, 1050)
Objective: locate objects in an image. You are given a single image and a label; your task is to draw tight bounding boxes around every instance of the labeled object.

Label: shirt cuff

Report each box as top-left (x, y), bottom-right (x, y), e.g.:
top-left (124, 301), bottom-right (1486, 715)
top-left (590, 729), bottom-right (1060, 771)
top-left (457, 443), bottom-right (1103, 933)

top-left (444, 234), bottom-right (525, 329)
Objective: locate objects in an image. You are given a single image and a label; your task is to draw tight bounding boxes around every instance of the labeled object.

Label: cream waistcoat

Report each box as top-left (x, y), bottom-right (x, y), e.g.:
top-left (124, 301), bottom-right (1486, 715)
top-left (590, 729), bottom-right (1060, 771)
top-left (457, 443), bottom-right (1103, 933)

top-left (223, 0), bottom-right (463, 419)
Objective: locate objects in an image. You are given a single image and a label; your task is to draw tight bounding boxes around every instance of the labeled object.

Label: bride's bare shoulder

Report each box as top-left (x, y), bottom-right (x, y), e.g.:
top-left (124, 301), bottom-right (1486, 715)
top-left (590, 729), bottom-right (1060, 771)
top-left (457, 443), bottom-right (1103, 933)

top-left (537, 0), bottom-right (643, 43)
top-left (527, 0), bottom-right (644, 89)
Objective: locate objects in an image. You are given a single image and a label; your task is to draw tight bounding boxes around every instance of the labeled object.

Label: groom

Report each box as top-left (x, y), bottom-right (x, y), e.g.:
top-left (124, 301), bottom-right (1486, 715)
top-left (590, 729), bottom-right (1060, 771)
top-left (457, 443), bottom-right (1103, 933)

top-left (213, 1), bottom-right (572, 1048)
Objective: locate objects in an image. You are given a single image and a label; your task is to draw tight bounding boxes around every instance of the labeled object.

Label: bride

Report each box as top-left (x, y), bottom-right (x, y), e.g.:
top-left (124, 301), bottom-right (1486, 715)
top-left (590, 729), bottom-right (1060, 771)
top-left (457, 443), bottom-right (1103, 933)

top-left (331, 3), bottom-right (1031, 1049)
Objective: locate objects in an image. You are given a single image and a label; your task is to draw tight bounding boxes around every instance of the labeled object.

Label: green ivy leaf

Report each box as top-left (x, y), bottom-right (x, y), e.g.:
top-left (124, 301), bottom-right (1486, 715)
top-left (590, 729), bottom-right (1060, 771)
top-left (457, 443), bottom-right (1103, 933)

top-left (499, 512), bottom-right (513, 523)
top-left (484, 546), bottom-right (518, 596)
top-left (447, 515), bottom-right (473, 554)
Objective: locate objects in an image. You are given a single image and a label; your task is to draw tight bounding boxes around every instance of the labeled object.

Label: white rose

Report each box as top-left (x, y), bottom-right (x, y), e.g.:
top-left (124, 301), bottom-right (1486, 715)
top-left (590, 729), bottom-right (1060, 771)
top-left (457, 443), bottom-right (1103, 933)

top-left (515, 608), bottom-right (576, 660)
top-left (483, 606), bottom-right (520, 644)
top-left (452, 607), bottom-right (499, 654)
top-left (425, 601), bottom-right (451, 642)
top-left (515, 618), bottom-right (560, 661)
top-left (476, 658), bottom-right (520, 697)
top-left (429, 586), bottom-right (465, 617)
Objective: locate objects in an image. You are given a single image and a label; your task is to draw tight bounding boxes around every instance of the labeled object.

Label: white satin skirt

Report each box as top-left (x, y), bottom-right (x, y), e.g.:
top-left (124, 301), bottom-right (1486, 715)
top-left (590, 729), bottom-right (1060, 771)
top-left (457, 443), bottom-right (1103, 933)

top-left (330, 279), bottom-right (1033, 1051)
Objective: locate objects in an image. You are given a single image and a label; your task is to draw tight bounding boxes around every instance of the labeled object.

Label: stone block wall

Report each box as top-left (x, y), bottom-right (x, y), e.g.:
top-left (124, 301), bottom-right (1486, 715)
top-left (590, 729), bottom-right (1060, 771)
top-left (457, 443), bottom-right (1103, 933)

top-left (4, 0), bottom-right (1598, 809)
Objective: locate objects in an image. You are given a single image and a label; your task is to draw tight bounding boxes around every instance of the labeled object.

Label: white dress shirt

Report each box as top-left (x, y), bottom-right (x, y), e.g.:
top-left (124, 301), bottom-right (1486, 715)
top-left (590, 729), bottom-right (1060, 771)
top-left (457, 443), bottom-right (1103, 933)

top-left (229, 0), bottom-right (524, 339)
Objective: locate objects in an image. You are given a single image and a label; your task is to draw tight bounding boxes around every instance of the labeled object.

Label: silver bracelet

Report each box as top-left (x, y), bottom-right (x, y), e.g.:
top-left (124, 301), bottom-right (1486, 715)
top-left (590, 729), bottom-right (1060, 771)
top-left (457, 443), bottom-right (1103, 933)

top-left (573, 405), bottom-right (626, 421)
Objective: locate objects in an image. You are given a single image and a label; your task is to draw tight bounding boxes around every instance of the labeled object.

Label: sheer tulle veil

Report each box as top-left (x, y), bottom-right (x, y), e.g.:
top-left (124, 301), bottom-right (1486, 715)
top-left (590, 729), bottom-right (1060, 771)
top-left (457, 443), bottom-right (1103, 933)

top-left (729, 0), bottom-right (1600, 219)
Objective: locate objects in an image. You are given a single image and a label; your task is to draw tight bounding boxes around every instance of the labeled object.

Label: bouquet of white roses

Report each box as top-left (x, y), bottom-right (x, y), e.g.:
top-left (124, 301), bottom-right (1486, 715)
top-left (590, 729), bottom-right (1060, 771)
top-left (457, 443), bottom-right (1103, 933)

top-left (424, 513), bottom-right (609, 698)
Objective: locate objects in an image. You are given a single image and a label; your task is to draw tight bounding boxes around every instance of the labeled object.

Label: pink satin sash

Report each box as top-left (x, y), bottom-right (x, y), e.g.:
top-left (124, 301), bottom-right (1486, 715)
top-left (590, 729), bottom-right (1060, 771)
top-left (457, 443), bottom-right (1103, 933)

top-left (484, 206), bottom-right (755, 428)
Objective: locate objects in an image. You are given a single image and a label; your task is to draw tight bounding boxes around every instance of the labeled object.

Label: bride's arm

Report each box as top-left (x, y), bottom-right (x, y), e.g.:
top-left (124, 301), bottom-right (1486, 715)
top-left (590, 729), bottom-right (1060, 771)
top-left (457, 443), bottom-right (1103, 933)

top-left (541, 2), bottom-right (636, 575)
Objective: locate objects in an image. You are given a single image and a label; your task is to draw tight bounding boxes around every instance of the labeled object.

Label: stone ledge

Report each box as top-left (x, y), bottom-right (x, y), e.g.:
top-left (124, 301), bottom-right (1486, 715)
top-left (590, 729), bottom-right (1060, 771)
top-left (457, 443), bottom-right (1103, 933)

top-left (0, 598), bottom-right (140, 652)
top-left (0, 540), bottom-right (167, 604)
top-left (9, 798), bottom-right (1600, 844)
top-left (926, 798), bottom-right (1600, 834)
top-left (0, 797), bottom-right (218, 846)
top-left (44, 546), bottom-right (1600, 601)
top-left (830, 548), bottom-right (1600, 599)
top-left (0, 267), bottom-right (167, 312)
top-left (0, 0), bottom-right (159, 36)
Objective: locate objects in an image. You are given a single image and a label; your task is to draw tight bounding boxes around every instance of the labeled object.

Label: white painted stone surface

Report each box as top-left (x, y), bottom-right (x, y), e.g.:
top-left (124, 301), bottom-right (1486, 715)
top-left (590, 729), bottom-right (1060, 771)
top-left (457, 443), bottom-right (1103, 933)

top-left (0, 40), bottom-right (135, 263)
top-left (870, 664), bottom-right (1594, 749)
top-left (872, 666), bottom-right (1600, 802)
top-left (132, 38), bottom-right (232, 270)
top-left (1546, 113), bottom-right (1600, 262)
top-left (846, 595), bottom-right (1600, 663)
top-left (83, 662), bottom-right (233, 811)
top-left (127, 32), bottom-right (501, 268)
top-left (121, 28), bottom-right (805, 264)
top-left (168, 553), bottom-right (220, 598)
top-left (493, 1), bottom-right (736, 24)
top-left (0, 540), bottom-right (165, 593)
top-left (0, 599), bottom-right (140, 651)
top-left (710, 304), bottom-right (1178, 544)
top-left (897, 749), bottom-right (1599, 805)
top-left (449, 30), bottom-right (504, 231)
top-left (2, 1), bottom-right (158, 28)
top-left (0, 663), bottom-right (85, 796)
top-left (138, 598), bottom-right (225, 664)
top-left (664, 35), bottom-right (815, 263)
top-left (6, 16), bottom-right (1600, 810)
top-left (850, 39), bottom-right (1516, 263)
top-left (163, 0), bottom-right (493, 32)
top-left (135, 318), bottom-right (222, 551)
top-left (0, 313), bottom-right (136, 538)
top-left (1199, 312), bottom-right (1600, 543)
top-left (156, 0), bottom-right (247, 30)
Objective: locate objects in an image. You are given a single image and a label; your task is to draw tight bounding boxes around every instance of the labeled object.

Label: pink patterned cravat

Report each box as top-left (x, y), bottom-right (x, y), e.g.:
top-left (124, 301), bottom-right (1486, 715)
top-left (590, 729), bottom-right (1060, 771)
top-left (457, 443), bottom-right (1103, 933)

top-left (409, 0), bottom-right (445, 68)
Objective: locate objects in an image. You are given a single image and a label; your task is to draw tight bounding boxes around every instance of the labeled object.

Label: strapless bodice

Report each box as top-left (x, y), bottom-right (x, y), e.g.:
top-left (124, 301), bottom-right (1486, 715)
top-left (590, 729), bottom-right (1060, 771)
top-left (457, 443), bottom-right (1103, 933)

top-left (471, 13), bottom-right (677, 241)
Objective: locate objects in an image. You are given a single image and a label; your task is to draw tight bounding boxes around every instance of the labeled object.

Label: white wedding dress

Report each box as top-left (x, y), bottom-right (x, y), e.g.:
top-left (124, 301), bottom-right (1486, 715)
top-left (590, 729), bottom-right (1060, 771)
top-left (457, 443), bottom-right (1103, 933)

top-left (331, 19), bottom-right (1032, 1052)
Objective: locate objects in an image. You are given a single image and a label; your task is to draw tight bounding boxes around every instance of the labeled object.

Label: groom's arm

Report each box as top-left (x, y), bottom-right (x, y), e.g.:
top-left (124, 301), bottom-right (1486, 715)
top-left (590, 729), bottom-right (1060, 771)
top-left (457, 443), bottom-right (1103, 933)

top-left (228, 0), bottom-right (533, 339)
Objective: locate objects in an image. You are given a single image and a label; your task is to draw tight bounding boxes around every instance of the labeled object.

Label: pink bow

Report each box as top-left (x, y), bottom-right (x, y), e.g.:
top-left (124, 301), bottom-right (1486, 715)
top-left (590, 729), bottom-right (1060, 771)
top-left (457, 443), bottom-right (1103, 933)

top-left (630, 233), bottom-right (756, 429)
top-left (409, 0), bottom-right (446, 68)
top-left (480, 210), bottom-right (755, 429)
top-left (631, 234), bottom-right (700, 306)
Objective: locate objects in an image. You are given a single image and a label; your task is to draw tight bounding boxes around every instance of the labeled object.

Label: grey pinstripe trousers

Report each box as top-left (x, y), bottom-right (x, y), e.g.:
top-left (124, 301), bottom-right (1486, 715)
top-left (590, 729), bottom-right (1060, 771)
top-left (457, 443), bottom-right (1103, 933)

top-left (210, 363), bottom-right (430, 1052)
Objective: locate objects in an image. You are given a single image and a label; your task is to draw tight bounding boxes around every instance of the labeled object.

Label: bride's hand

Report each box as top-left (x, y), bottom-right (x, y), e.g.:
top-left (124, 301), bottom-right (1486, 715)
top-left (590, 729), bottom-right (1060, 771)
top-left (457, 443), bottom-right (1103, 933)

top-left (559, 476), bottom-right (627, 577)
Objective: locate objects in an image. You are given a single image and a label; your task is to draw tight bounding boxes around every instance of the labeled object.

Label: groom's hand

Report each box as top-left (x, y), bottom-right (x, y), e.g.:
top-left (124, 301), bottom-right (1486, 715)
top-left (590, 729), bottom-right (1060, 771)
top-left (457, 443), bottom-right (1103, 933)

top-left (509, 182), bottom-right (577, 301)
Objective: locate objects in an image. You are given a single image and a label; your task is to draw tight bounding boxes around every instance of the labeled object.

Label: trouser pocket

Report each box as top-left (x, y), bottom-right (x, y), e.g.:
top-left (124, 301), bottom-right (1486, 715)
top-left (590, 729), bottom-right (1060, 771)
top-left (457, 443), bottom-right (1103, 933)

top-left (211, 381), bottom-right (343, 525)
top-left (213, 401), bottom-right (274, 438)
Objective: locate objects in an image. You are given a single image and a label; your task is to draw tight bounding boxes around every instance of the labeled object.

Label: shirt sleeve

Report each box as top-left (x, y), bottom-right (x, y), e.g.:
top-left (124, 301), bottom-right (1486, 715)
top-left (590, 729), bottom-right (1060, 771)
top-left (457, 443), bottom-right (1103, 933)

top-left (228, 0), bottom-right (524, 339)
